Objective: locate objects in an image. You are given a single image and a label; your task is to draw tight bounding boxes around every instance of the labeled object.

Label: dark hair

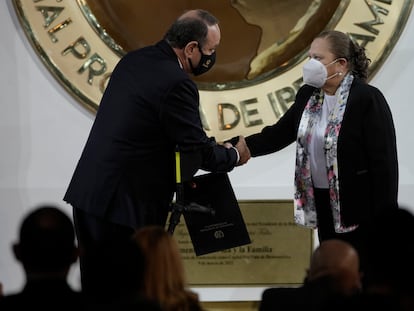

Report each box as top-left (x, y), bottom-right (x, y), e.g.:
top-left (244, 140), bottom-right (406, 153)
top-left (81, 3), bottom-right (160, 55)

top-left (316, 30), bottom-right (371, 82)
top-left (164, 9), bottom-right (218, 49)
top-left (18, 205), bottom-right (76, 271)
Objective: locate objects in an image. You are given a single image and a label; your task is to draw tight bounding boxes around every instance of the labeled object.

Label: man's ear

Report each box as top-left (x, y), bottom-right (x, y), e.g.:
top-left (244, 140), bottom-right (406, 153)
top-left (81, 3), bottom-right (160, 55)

top-left (184, 41), bottom-right (198, 57)
top-left (12, 243), bottom-right (22, 261)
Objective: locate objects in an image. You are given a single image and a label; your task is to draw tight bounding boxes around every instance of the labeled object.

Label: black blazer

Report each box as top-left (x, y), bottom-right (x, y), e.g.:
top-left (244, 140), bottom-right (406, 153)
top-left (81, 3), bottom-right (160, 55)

top-left (245, 79), bottom-right (398, 227)
top-left (0, 280), bottom-right (86, 311)
top-left (259, 278), bottom-right (358, 311)
top-left (63, 40), bottom-right (238, 228)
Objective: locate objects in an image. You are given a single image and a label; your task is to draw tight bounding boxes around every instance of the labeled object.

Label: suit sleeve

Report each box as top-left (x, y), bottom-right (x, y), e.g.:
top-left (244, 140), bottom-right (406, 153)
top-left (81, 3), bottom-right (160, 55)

top-left (244, 85), bottom-right (314, 157)
top-left (160, 79), bottom-right (238, 173)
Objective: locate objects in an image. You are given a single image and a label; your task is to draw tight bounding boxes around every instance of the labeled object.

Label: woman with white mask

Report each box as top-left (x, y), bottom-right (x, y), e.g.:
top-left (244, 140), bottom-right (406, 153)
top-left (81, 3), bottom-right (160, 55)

top-left (229, 30), bottom-right (399, 276)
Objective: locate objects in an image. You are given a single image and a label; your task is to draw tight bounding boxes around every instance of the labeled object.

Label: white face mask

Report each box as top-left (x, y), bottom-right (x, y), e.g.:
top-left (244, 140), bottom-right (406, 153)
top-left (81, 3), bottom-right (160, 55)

top-left (302, 58), bottom-right (340, 88)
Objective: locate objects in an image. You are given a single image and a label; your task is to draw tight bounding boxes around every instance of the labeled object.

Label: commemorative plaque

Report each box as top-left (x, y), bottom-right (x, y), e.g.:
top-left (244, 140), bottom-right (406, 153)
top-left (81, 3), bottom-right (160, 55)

top-left (172, 200), bottom-right (313, 286)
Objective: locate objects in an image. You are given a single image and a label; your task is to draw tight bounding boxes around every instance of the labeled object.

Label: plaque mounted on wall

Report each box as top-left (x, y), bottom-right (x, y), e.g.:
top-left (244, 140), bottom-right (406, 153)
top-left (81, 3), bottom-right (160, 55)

top-left (171, 200), bottom-right (314, 286)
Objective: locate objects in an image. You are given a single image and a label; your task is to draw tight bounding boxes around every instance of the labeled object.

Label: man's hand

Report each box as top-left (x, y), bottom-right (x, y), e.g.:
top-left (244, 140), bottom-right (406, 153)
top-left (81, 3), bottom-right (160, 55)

top-left (234, 135), bottom-right (251, 165)
top-left (224, 135), bottom-right (251, 166)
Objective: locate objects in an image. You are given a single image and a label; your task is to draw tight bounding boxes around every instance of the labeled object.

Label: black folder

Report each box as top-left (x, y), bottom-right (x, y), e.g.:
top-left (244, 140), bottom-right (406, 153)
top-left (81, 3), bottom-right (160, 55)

top-left (182, 172), bottom-right (251, 256)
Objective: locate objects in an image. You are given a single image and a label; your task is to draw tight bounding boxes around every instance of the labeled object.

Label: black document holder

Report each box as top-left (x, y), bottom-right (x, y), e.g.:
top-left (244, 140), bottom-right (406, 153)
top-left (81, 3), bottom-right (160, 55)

top-left (182, 172), bottom-right (251, 256)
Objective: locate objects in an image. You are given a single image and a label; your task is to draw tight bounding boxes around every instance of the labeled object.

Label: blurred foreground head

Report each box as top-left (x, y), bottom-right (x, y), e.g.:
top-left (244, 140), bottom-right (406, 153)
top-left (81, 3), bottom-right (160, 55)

top-left (13, 205), bottom-right (78, 277)
top-left (306, 239), bottom-right (362, 296)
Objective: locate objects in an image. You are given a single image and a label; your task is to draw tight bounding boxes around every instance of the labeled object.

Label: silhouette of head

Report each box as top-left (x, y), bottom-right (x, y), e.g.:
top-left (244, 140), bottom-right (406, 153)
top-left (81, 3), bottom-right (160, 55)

top-left (12, 205), bottom-right (78, 276)
top-left (132, 225), bottom-right (199, 311)
top-left (306, 239), bottom-right (362, 296)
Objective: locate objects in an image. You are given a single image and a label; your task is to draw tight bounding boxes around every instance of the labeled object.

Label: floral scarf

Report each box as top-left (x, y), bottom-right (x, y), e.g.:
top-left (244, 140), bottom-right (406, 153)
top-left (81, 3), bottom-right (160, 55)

top-left (294, 73), bottom-right (357, 233)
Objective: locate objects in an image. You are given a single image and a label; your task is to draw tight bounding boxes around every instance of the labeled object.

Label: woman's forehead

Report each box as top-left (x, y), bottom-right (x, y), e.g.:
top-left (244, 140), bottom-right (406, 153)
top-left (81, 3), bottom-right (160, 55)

top-left (309, 37), bottom-right (333, 56)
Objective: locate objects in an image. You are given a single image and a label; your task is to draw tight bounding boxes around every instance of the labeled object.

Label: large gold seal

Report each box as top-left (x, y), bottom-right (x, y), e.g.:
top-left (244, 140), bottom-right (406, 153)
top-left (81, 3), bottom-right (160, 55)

top-left (12, 0), bottom-right (414, 142)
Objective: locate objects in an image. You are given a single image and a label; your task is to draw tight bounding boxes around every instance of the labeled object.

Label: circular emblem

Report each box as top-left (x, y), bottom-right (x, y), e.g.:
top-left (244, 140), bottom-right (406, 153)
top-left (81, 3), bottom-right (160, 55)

top-left (12, 0), bottom-right (414, 142)
top-left (214, 230), bottom-right (225, 239)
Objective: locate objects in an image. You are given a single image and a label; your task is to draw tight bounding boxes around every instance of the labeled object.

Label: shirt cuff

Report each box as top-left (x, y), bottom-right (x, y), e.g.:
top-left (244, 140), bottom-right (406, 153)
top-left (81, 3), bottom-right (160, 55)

top-left (231, 146), bottom-right (240, 164)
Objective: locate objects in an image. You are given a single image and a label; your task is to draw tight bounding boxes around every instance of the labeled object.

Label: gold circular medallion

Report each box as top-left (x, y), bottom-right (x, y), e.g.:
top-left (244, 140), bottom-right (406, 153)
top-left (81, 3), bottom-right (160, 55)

top-left (12, 0), bottom-right (413, 141)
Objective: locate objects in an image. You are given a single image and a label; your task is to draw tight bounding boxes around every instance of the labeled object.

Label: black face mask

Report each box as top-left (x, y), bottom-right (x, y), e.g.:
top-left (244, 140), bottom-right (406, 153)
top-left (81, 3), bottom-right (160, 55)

top-left (189, 44), bottom-right (216, 76)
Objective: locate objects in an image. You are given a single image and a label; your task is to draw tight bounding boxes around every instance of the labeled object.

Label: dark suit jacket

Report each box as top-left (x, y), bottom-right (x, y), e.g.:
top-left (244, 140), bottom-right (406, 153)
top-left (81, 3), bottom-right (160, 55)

top-left (63, 40), bottom-right (238, 228)
top-left (259, 279), bottom-right (358, 311)
top-left (0, 280), bottom-right (86, 311)
top-left (245, 79), bottom-right (398, 227)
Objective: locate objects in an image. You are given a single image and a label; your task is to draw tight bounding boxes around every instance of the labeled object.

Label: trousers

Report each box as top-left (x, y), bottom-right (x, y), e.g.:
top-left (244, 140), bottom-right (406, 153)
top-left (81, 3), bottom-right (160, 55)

top-left (72, 208), bottom-right (143, 303)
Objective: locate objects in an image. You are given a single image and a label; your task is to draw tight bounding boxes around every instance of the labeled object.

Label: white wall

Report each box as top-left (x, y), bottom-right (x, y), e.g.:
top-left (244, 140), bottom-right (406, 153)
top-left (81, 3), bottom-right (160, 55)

top-left (1, 0), bottom-right (414, 300)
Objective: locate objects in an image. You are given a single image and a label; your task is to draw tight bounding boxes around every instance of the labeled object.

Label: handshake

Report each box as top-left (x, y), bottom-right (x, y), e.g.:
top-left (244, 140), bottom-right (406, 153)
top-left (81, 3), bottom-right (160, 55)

top-left (223, 135), bottom-right (251, 166)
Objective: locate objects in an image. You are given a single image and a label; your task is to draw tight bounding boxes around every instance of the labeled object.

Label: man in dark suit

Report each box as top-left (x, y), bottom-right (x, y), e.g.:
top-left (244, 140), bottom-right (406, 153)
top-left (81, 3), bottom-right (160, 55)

top-left (63, 9), bottom-right (250, 302)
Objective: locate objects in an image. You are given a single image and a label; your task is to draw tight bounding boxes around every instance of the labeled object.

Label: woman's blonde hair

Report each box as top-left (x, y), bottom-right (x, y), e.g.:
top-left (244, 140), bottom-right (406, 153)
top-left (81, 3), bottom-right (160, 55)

top-left (133, 225), bottom-right (201, 311)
